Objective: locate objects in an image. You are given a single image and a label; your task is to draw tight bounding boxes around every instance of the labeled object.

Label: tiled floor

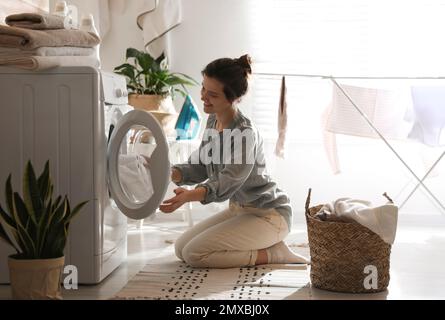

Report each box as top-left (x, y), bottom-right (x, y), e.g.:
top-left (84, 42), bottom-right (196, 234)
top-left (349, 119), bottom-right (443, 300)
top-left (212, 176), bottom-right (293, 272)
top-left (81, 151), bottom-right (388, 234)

top-left (1, 214), bottom-right (445, 300)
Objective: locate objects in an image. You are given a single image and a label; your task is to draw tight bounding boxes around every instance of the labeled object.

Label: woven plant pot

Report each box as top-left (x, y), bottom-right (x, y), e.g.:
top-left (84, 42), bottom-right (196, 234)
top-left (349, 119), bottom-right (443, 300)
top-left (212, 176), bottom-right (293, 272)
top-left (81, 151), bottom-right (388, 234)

top-left (128, 94), bottom-right (173, 112)
top-left (8, 255), bottom-right (65, 300)
top-left (305, 189), bottom-right (391, 293)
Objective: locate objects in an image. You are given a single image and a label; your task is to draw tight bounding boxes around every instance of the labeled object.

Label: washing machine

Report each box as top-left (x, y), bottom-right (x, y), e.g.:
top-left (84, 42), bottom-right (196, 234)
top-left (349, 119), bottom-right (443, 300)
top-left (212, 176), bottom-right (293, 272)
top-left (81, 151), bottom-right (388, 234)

top-left (0, 67), bottom-right (170, 284)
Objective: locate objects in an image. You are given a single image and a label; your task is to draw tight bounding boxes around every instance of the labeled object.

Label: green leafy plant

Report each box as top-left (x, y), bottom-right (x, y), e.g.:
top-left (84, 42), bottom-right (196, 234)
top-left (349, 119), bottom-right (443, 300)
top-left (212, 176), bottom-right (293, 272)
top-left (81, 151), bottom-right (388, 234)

top-left (114, 48), bottom-right (198, 98)
top-left (0, 161), bottom-right (88, 260)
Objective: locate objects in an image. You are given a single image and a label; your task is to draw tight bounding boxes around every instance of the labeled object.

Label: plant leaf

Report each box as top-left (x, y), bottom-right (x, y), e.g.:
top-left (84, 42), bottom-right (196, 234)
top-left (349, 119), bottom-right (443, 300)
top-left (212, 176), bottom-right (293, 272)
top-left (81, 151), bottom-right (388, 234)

top-left (53, 197), bottom-right (68, 225)
top-left (0, 204), bottom-right (21, 253)
top-left (114, 63), bottom-right (136, 80)
top-left (37, 161), bottom-right (50, 204)
top-left (164, 76), bottom-right (196, 87)
top-left (126, 47), bottom-right (142, 59)
top-left (173, 72), bottom-right (199, 85)
top-left (0, 217), bottom-right (17, 251)
top-left (52, 195), bottom-right (62, 213)
top-left (23, 161), bottom-right (40, 225)
top-left (13, 193), bottom-right (36, 258)
top-left (12, 192), bottom-right (29, 230)
top-left (127, 84), bottom-right (137, 92)
top-left (36, 197), bottom-right (51, 256)
top-left (5, 175), bottom-right (14, 218)
top-left (40, 199), bottom-right (67, 258)
top-left (174, 88), bottom-right (188, 98)
top-left (0, 203), bottom-right (15, 228)
top-left (137, 52), bottom-right (155, 73)
top-left (155, 52), bottom-right (166, 66)
top-left (64, 200), bottom-right (88, 224)
top-left (114, 62), bottom-right (132, 71)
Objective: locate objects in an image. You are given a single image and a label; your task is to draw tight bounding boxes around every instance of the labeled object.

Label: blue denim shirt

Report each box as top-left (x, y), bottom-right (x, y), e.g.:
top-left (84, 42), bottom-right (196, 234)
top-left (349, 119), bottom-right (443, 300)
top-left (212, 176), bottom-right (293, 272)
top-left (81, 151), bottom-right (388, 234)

top-left (172, 109), bottom-right (292, 231)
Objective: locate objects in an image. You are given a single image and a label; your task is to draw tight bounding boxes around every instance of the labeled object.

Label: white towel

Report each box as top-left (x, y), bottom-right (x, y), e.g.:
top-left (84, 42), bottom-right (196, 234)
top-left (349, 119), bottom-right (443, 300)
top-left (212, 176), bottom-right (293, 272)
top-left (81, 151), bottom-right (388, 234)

top-left (0, 46), bottom-right (96, 57)
top-left (275, 76), bottom-right (288, 158)
top-left (315, 198), bottom-right (398, 244)
top-left (137, 0), bottom-right (182, 59)
top-left (0, 55), bottom-right (100, 71)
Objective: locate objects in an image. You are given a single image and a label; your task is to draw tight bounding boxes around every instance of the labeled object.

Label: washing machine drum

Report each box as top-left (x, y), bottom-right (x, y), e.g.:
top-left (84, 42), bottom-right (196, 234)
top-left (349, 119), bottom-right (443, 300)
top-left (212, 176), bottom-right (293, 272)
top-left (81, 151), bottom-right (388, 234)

top-left (107, 109), bottom-right (171, 220)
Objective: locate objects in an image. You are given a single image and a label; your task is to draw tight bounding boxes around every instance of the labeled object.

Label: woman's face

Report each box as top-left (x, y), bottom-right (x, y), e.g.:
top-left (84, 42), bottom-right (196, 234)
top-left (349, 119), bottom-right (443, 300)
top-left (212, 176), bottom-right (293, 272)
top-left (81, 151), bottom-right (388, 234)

top-left (201, 75), bottom-right (233, 115)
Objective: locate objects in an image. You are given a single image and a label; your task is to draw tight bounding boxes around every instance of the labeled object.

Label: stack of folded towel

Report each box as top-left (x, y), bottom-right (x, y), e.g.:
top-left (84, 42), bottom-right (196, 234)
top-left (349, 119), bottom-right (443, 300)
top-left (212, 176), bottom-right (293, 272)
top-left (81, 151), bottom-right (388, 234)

top-left (0, 13), bottom-right (100, 71)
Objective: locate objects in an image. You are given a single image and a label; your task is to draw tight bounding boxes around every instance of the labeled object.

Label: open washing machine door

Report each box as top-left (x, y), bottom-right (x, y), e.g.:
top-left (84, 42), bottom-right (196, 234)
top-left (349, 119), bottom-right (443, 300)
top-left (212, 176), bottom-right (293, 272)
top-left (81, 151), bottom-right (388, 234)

top-left (107, 109), bottom-right (170, 220)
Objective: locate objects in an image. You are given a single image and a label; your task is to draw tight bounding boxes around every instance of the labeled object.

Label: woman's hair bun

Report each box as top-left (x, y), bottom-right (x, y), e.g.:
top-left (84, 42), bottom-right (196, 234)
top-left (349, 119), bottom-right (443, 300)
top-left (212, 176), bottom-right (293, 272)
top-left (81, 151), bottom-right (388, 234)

top-left (236, 54), bottom-right (252, 75)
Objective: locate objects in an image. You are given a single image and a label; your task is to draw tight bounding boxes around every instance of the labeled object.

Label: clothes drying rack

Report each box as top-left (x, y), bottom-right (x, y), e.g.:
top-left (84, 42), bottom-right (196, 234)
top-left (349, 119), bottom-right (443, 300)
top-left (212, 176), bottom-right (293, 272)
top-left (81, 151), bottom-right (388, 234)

top-left (254, 72), bottom-right (445, 212)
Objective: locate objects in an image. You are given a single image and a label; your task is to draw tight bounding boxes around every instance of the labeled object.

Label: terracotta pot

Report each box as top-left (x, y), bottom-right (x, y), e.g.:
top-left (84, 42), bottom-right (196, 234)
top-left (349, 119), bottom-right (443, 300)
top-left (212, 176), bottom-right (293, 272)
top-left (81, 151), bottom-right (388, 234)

top-left (8, 255), bottom-right (65, 300)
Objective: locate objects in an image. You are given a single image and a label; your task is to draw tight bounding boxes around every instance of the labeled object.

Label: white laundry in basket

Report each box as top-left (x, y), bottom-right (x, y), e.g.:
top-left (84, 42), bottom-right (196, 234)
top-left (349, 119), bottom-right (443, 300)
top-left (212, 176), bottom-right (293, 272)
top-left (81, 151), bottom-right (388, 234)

top-left (315, 197), bottom-right (398, 244)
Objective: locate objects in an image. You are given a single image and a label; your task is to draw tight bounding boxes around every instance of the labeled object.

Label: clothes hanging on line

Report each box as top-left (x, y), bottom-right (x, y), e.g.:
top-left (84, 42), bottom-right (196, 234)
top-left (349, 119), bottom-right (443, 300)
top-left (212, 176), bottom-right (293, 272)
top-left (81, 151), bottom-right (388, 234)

top-left (275, 76), bottom-right (288, 158)
top-left (408, 86), bottom-right (445, 147)
top-left (322, 83), bottom-right (414, 174)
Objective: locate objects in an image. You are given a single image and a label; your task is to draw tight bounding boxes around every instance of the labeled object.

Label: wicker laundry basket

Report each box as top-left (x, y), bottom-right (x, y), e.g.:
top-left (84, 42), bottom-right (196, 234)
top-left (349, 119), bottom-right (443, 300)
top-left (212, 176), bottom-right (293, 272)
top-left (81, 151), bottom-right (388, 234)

top-left (305, 189), bottom-right (392, 293)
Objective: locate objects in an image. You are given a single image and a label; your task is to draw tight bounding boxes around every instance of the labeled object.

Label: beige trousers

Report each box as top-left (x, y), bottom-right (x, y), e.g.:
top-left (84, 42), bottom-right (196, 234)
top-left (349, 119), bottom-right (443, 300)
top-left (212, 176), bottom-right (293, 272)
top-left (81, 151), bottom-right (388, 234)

top-left (174, 202), bottom-right (289, 268)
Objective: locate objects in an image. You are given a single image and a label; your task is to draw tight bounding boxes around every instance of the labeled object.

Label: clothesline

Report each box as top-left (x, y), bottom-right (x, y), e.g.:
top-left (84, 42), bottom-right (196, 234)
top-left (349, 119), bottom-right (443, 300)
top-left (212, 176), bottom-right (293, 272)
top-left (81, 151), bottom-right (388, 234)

top-left (253, 72), bottom-right (445, 80)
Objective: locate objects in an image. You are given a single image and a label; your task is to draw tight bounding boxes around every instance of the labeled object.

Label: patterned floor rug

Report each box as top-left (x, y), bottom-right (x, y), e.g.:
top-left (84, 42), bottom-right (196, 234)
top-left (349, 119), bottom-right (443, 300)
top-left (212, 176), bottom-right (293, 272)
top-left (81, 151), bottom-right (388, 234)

top-left (112, 260), bottom-right (311, 300)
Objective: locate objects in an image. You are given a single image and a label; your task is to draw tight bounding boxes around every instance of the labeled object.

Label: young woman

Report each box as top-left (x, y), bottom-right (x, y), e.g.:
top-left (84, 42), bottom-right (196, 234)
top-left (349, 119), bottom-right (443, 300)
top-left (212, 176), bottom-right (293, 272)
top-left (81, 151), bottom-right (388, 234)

top-left (159, 54), bottom-right (309, 268)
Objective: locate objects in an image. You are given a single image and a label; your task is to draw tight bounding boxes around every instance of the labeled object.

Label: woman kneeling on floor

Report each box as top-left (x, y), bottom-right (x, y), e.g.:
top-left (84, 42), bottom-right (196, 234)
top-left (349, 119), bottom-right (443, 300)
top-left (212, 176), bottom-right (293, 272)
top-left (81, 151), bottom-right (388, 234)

top-left (159, 54), bottom-right (309, 268)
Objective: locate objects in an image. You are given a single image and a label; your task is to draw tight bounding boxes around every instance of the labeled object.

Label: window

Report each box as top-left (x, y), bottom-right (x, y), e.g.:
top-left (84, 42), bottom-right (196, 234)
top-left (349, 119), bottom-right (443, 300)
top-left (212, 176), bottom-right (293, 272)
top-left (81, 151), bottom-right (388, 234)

top-left (247, 0), bottom-right (445, 141)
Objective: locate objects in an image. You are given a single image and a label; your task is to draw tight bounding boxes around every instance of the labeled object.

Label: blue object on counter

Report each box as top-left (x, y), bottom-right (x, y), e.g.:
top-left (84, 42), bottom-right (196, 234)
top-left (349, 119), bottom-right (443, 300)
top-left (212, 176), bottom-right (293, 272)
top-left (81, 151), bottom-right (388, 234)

top-left (175, 95), bottom-right (201, 140)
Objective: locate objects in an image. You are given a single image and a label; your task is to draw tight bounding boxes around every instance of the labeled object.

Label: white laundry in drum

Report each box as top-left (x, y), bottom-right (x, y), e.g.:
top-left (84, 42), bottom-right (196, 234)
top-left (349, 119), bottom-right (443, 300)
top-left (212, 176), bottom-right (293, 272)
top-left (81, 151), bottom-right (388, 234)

top-left (118, 154), bottom-right (154, 203)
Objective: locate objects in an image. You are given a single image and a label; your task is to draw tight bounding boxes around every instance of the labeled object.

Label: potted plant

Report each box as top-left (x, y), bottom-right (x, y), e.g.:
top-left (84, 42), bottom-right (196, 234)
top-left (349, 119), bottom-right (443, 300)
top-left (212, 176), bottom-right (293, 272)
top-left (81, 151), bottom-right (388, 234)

top-left (0, 161), bottom-right (88, 300)
top-left (114, 48), bottom-right (198, 137)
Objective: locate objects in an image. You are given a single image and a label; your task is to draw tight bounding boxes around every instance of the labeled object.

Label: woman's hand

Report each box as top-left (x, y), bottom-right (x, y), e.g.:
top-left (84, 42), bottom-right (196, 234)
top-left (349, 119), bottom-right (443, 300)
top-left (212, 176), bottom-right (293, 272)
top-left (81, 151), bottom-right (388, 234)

top-left (159, 188), bottom-right (190, 213)
top-left (159, 187), bottom-right (207, 214)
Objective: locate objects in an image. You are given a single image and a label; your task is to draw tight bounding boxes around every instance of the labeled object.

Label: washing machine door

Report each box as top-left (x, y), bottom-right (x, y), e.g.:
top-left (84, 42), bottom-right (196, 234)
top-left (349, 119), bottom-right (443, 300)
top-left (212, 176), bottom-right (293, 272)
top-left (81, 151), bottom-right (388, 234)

top-left (107, 109), bottom-right (170, 220)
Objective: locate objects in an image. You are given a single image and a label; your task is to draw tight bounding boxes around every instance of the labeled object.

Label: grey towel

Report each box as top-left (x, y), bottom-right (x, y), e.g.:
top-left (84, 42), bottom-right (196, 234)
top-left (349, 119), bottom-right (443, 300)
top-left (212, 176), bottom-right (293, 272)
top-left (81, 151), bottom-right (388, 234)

top-left (0, 25), bottom-right (100, 50)
top-left (6, 13), bottom-right (65, 30)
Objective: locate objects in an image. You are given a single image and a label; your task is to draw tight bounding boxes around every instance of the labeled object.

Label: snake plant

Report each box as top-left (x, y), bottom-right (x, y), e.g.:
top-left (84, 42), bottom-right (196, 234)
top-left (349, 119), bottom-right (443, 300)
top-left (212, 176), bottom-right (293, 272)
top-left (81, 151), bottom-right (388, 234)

top-left (0, 161), bottom-right (88, 260)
